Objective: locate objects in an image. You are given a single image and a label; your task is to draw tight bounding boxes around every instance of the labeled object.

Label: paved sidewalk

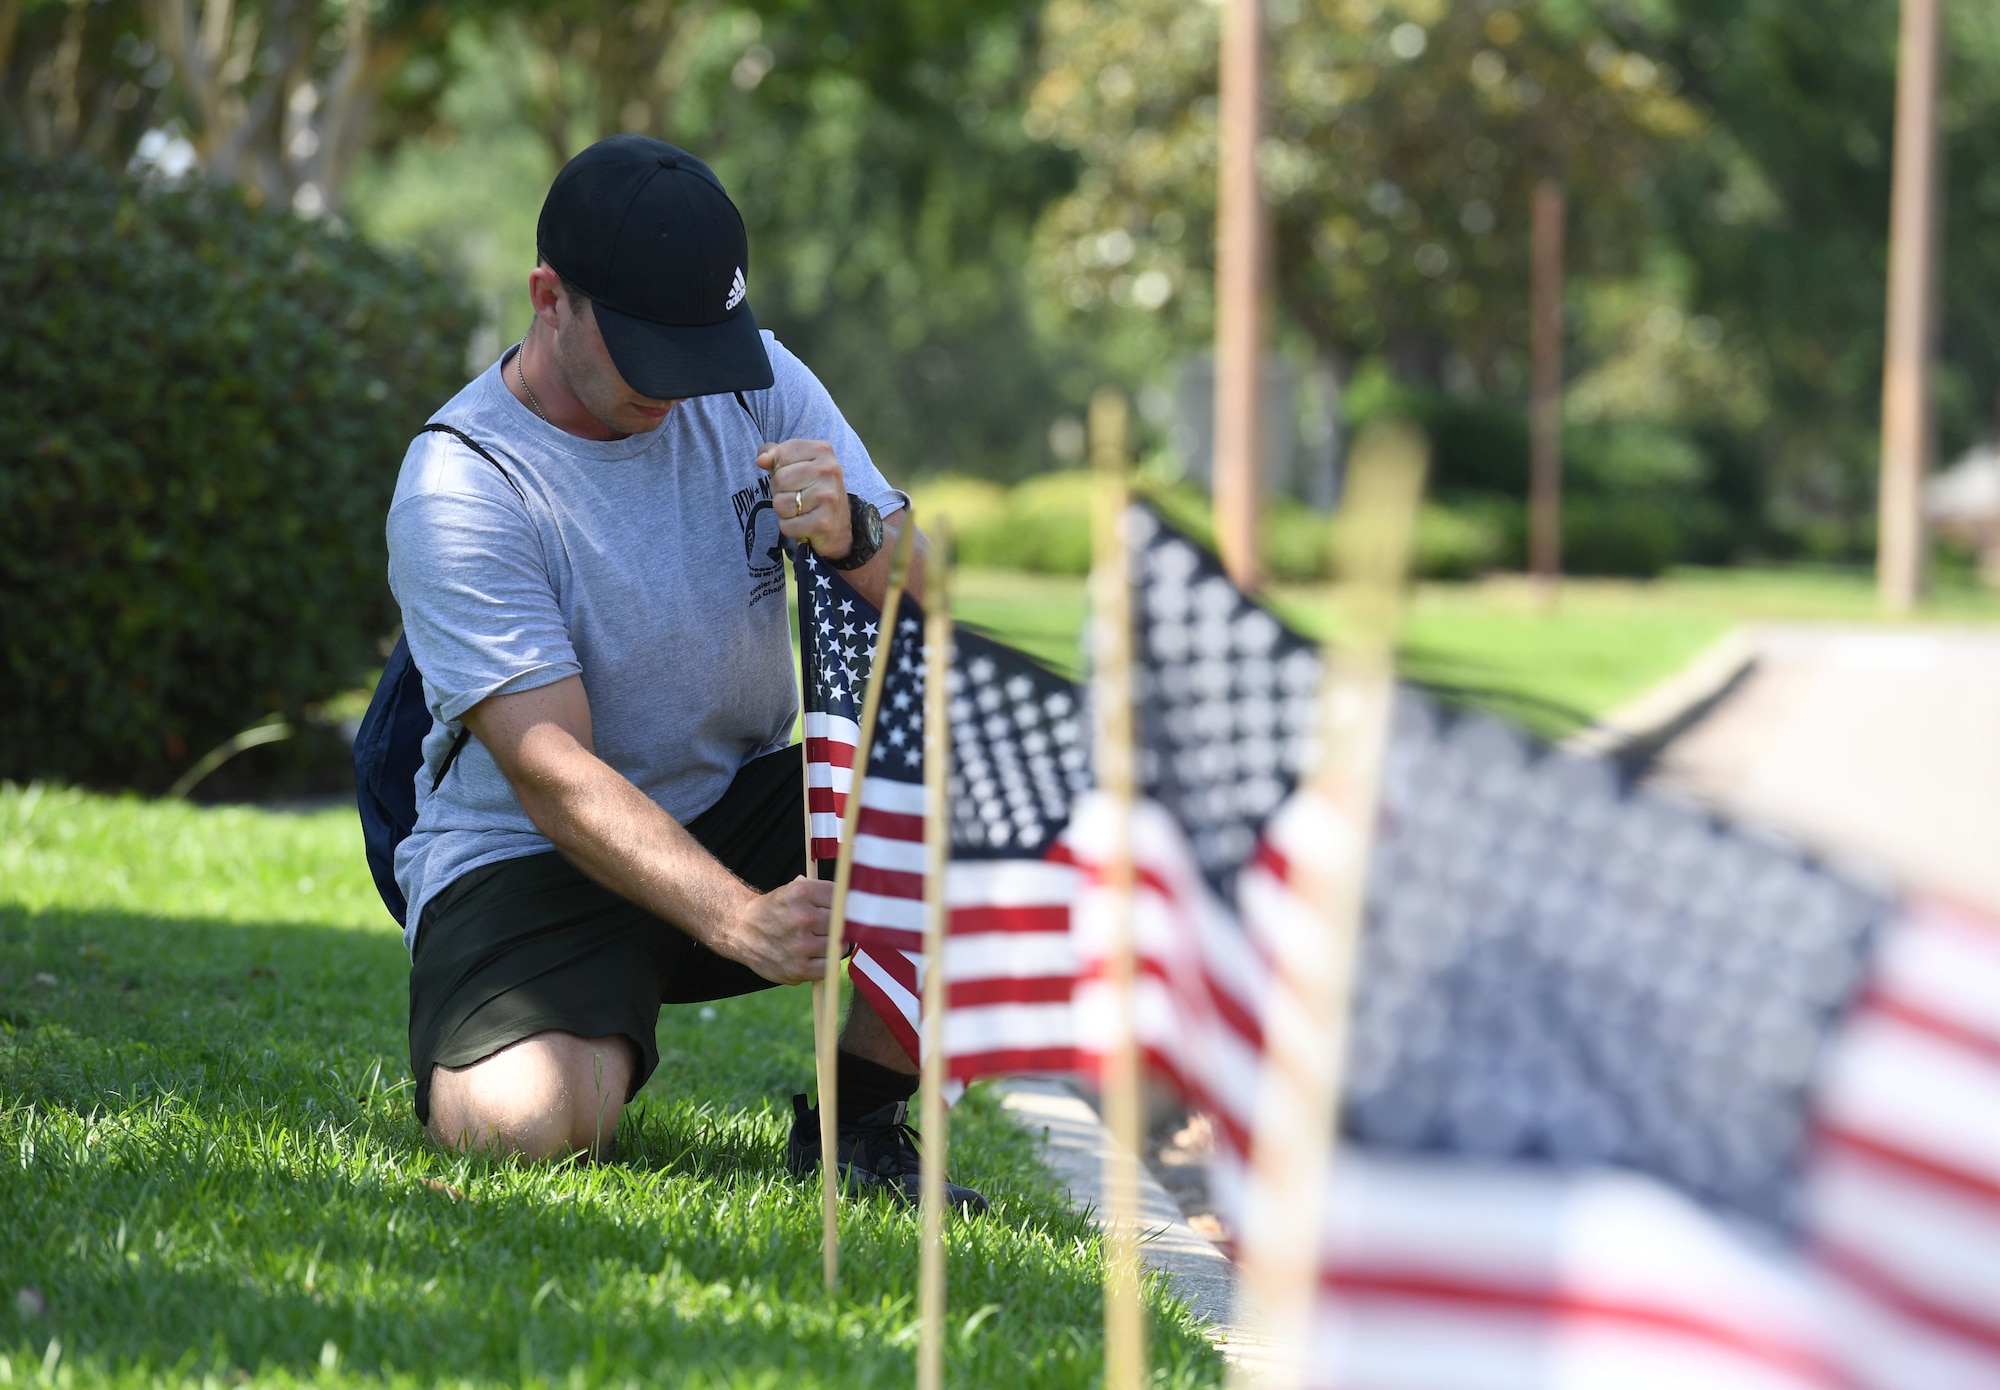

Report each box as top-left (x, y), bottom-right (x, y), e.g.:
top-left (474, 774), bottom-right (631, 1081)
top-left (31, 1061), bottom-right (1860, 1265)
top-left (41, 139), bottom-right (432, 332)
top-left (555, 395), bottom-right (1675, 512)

top-left (1647, 625), bottom-right (2000, 912)
top-left (989, 1079), bottom-right (1258, 1357)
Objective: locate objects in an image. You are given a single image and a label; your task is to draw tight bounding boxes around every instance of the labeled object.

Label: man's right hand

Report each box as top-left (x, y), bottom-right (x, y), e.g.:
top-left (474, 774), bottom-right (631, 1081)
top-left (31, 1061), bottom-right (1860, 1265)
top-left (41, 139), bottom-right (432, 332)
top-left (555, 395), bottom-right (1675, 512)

top-left (716, 876), bottom-right (835, 985)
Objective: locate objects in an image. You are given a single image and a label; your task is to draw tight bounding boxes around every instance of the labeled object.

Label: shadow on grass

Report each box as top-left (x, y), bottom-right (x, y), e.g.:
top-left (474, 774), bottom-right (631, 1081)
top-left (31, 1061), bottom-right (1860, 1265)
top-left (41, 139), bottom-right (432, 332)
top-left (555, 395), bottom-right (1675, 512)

top-left (0, 904), bottom-right (1217, 1387)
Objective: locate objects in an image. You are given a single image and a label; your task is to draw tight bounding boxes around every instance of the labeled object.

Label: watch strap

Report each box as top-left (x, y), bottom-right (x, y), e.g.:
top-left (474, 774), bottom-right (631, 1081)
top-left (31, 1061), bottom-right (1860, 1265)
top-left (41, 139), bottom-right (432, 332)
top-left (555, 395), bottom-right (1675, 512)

top-left (827, 492), bottom-right (883, 571)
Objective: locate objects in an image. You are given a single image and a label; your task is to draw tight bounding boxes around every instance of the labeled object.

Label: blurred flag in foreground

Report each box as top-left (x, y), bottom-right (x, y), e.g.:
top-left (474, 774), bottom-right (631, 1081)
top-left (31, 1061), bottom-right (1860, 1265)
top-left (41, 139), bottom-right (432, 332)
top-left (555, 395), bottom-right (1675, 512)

top-left (1062, 499), bottom-right (1365, 1263)
top-left (805, 520), bottom-right (2000, 1389)
top-left (1324, 696), bottom-right (2000, 1389)
top-left (1066, 502), bottom-right (1324, 1197)
top-left (1097, 508), bottom-right (2000, 1389)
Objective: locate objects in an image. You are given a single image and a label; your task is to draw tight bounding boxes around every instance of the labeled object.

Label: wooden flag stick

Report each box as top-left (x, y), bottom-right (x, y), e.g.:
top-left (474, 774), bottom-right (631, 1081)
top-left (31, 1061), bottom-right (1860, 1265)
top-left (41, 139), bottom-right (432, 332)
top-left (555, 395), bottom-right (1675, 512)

top-left (917, 518), bottom-right (955, 1390)
top-left (799, 543), bottom-right (820, 879)
top-left (817, 514), bottom-right (922, 1293)
top-left (1228, 422), bottom-right (1426, 1388)
top-left (801, 560), bottom-right (830, 1283)
top-left (1088, 387), bottom-right (1146, 1390)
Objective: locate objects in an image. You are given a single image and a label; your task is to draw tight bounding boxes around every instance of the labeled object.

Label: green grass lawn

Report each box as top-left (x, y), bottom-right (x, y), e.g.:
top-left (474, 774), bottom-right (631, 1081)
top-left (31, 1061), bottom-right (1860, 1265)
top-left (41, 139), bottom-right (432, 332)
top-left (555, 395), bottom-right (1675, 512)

top-left (958, 563), bottom-right (2000, 740)
top-left (0, 785), bottom-right (1223, 1388)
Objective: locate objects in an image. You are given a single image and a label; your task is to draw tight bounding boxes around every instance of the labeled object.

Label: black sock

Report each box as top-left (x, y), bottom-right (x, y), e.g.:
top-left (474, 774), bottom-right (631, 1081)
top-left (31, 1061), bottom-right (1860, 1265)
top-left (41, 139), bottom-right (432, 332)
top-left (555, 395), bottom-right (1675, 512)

top-left (835, 1049), bottom-right (917, 1127)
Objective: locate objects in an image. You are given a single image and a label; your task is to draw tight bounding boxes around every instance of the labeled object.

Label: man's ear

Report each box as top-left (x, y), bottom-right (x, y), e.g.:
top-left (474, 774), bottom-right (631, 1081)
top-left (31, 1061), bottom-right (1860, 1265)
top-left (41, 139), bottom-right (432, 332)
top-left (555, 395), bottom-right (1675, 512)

top-left (527, 263), bottom-right (565, 332)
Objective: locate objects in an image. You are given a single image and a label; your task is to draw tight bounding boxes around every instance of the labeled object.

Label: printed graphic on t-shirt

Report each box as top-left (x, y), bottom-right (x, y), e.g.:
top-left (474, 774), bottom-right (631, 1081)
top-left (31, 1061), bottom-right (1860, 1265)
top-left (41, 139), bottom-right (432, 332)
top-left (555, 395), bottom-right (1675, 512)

top-left (730, 475), bottom-right (788, 607)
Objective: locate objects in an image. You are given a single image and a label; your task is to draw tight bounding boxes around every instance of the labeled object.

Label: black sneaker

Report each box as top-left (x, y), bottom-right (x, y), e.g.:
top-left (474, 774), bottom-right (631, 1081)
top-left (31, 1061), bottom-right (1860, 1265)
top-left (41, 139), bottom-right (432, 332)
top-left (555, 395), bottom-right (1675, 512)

top-left (786, 1093), bottom-right (989, 1214)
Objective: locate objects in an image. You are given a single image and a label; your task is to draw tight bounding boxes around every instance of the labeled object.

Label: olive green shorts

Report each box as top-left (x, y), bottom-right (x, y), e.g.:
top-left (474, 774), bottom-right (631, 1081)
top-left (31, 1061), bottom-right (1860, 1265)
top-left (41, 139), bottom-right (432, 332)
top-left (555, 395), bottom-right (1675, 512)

top-left (406, 747), bottom-right (805, 1126)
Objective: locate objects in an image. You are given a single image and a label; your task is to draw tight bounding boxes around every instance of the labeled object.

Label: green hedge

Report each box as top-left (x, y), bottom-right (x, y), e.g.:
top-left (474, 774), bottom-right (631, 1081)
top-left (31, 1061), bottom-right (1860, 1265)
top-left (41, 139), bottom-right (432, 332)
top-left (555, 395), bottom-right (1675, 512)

top-left (0, 158), bottom-right (472, 792)
top-left (1340, 372), bottom-right (1755, 576)
top-left (909, 467), bottom-right (1726, 582)
top-left (908, 474), bottom-right (1507, 582)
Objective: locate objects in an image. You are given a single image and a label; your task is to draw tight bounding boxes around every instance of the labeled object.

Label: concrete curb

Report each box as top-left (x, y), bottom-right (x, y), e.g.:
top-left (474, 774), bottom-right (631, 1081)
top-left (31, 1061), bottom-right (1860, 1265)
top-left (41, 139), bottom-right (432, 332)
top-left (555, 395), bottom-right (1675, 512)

top-left (1562, 625), bottom-right (1759, 769)
top-left (989, 1078), bottom-right (1249, 1350)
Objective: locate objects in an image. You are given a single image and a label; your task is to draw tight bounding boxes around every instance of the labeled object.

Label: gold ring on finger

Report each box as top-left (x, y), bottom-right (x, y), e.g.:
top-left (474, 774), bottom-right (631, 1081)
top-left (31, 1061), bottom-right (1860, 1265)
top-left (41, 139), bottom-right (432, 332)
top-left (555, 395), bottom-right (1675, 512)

top-left (793, 488), bottom-right (806, 517)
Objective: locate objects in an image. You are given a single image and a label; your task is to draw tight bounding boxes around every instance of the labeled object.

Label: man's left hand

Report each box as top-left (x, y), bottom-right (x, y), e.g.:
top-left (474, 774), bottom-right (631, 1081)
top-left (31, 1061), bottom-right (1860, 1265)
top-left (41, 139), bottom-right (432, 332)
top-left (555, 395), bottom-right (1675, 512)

top-left (756, 439), bottom-right (852, 561)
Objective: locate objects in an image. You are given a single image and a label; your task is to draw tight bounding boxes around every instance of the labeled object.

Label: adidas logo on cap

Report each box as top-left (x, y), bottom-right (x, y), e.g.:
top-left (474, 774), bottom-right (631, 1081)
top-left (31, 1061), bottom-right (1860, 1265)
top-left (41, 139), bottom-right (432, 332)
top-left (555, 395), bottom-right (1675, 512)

top-left (725, 266), bottom-right (746, 312)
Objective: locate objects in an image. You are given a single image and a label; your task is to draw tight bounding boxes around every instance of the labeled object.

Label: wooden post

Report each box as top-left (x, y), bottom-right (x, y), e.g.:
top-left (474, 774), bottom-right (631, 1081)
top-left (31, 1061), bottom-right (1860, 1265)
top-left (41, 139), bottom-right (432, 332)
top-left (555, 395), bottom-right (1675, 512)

top-left (1878, 0), bottom-right (1943, 614)
top-left (817, 517), bottom-right (920, 1292)
top-left (1089, 387), bottom-right (1146, 1390)
top-left (1529, 178), bottom-right (1565, 590)
top-left (1214, 0), bottom-right (1267, 593)
top-left (917, 520), bottom-right (954, 1390)
top-left (1229, 423), bottom-right (1426, 1388)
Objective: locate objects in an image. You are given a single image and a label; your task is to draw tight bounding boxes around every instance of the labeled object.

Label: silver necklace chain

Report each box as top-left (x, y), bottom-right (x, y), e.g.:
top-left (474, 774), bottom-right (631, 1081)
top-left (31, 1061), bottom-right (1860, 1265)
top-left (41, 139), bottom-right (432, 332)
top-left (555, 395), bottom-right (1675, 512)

top-left (516, 342), bottom-right (550, 423)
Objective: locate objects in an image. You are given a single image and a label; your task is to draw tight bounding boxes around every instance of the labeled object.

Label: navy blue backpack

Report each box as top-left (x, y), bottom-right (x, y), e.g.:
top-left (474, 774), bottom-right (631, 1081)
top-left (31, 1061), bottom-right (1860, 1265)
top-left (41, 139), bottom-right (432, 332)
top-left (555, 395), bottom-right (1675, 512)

top-left (352, 424), bottom-right (520, 925)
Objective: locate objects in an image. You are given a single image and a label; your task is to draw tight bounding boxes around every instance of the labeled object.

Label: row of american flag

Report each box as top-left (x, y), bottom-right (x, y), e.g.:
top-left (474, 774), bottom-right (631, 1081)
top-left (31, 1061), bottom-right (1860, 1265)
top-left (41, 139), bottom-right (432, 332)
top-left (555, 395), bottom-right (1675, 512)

top-left (795, 508), bottom-right (2000, 1390)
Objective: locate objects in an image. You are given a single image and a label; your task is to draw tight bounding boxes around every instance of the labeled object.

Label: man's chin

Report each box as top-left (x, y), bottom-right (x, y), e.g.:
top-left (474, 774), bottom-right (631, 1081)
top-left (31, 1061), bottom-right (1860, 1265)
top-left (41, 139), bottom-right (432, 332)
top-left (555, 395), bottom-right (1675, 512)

top-left (584, 402), bottom-right (672, 438)
top-left (622, 400), bottom-right (677, 432)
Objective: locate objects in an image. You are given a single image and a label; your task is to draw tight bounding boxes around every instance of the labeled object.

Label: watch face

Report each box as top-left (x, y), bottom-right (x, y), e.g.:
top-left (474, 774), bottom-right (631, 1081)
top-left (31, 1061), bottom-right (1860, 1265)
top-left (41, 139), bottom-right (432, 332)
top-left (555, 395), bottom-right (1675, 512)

top-left (866, 505), bottom-right (884, 549)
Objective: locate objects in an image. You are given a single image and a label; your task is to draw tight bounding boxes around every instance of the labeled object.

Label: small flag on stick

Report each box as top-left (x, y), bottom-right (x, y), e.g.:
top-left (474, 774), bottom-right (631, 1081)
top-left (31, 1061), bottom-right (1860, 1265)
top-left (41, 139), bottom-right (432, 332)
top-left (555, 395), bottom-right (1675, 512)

top-left (1088, 386), bottom-right (1147, 1390)
top-left (1228, 421), bottom-right (1427, 1387)
top-left (813, 514), bottom-right (919, 1292)
top-left (917, 519), bottom-right (954, 1390)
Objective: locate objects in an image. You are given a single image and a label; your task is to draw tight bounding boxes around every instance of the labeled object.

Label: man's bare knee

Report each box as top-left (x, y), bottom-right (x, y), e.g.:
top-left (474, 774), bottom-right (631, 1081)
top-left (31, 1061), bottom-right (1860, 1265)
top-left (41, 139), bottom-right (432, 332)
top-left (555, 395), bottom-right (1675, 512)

top-left (426, 1031), bottom-right (634, 1161)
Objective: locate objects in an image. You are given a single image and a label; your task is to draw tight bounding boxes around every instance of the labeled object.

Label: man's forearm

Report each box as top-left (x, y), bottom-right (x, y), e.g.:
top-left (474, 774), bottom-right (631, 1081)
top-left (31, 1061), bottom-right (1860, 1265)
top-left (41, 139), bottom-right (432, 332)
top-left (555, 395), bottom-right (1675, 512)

top-left (511, 734), bottom-right (753, 947)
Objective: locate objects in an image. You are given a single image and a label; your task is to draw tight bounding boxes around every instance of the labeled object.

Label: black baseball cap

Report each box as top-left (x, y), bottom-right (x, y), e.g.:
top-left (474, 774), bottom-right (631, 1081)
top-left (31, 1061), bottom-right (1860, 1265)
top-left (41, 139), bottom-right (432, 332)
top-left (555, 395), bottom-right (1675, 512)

top-left (536, 135), bottom-right (774, 400)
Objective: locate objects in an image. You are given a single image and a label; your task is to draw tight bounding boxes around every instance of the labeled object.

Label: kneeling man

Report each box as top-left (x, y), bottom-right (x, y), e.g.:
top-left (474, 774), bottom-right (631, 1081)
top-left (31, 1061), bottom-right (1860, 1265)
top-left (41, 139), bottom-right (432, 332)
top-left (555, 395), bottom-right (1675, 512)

top-left (387, 134), bottom-right (980, 1209)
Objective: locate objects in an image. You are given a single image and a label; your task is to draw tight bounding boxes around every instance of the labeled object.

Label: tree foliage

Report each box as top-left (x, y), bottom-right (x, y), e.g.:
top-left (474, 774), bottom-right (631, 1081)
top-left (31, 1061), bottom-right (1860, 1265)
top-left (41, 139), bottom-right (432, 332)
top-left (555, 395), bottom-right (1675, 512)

top-left (11, 0), bottom-right (2000, 574)
top-left (406, 0), bottom-right (1088, 481)
top-left (1, 0), bottom-right (466, 213)
top-left (0, 0), bottom-right (162, 163)
top-left (702, 3), bottom-right (1087, 480)
top-left (1024, 0), bottom-right (2000, 554)
top-left (1026, 0), bottom-right (1705, 387)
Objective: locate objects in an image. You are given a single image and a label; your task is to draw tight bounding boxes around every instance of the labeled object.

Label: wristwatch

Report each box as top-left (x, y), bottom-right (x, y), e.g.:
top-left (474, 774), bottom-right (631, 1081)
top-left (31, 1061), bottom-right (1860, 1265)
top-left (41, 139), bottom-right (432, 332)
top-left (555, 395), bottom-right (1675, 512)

top-left (827, 493), bottom-right (884, 571)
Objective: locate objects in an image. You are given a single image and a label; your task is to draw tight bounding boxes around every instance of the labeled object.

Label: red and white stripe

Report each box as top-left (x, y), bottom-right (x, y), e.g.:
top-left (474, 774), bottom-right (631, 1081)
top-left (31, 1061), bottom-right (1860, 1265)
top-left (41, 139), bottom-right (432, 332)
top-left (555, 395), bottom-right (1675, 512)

top-left (836, 771), bottom-right (930, 1064)
top-left (805, 701), bottom-right (931, 1061)
top-left (842, 780), bottom-right (1084, 1078)
top-left (1286, 896), bottom-right (2000, 1390)
top-left (943, 853), bottom-right (1080, 1081)
top-left (1305, 1154), bottom-right (1845, 1390)
top-left (803, 710), bottom-right (859, 862)
top-left (811, 709), bottom-right (1087, 1080)
top-left (1069, 791), bottom-right (1270, 1165)
top-left (1804, 896), bottom-right (2000, 1388)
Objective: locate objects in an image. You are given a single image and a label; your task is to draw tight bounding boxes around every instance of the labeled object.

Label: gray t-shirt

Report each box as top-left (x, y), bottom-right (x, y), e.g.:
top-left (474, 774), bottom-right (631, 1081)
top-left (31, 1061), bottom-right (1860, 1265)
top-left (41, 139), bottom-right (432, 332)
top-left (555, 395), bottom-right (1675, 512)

top-left (387, 332), bottom-right (901, 950)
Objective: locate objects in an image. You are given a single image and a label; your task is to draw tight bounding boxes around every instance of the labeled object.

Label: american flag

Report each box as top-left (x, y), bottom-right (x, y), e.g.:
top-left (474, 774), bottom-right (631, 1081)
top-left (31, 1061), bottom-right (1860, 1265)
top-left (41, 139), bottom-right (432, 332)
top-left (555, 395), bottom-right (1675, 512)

top-left (939, 628), bottom-right (1091, 1080)
top-left (793, 545), bottom-right (1090, 1075)
top-left (1094, 506), bottom-right (2000, 1388)
top-left (797, 544), bottom-right (875, 866)
top-left (1068, 501), bottom-right (1326, 1205)
top-left (1314, 693), bottom-right (2000, 1388)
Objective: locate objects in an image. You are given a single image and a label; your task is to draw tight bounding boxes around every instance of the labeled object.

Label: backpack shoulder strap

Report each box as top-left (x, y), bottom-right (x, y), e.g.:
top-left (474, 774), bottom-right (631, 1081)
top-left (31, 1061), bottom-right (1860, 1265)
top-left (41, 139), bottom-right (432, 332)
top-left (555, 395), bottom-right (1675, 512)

top-left (419, 422), bottom-right (527, 505)
top-left (410, 421), bottom-right (525, 792)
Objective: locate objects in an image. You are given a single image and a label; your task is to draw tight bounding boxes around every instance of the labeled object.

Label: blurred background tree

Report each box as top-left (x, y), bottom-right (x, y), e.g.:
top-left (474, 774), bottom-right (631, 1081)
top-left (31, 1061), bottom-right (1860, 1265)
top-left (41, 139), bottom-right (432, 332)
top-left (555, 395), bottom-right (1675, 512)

top-left (1616, 0), bottom-right (2000, 558)
top-left (5, 0), bottom-right (2000, 787)
top-left (10, 0), bottom-right (1997, 522)
top-left (1, 0), bottom-right (465, 213)
top-left (1026, 0), bottom-right (1702, 388)
top-left (348, 0), bottom-right (1086, 481)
